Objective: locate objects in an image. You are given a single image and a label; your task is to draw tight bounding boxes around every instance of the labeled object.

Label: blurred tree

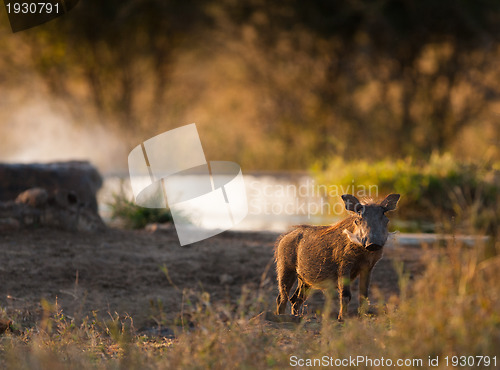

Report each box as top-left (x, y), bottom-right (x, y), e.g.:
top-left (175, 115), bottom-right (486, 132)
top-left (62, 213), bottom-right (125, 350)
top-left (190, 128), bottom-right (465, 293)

top-left (23, 0), bottom-right (209, 135)
top-left (2, 0), bottom-right (500, 168)
top-left (213, 0), bottom-right (500, 164)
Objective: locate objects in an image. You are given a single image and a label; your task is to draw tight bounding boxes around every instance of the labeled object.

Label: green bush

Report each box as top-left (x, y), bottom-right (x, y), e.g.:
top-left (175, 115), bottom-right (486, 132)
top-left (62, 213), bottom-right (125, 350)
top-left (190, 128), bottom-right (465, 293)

top-left (313, 153), bottom-right (500, 233)
top-left (108, 193), bottom-right (174, 229)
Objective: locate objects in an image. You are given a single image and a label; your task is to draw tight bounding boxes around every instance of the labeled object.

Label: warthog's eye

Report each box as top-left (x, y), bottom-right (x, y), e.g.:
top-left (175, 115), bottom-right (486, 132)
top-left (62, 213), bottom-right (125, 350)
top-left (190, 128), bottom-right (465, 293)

top-left (354, 218), bottom-right (361, 225)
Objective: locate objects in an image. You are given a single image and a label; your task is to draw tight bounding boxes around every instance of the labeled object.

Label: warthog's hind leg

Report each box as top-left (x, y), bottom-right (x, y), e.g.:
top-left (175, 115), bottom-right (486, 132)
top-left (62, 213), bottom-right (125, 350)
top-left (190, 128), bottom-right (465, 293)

top-left (276, 268), bottom-right (297, 315)
top-left (290, 278), bottom-right (309, 316)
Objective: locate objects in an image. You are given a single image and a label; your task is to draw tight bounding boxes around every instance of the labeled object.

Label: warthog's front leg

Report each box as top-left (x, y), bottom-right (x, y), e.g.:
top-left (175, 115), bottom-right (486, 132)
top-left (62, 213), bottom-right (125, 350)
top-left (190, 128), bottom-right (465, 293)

top-left (358, 267), bottom-right (372, 314)
top-left (337, 269), bottom-right (352, 321)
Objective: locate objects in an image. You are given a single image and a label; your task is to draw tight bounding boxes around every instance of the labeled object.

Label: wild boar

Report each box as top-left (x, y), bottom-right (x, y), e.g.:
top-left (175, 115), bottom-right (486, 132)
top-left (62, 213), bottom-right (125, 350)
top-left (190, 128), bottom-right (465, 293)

top-left (275, 193), bottom-right (400, 320)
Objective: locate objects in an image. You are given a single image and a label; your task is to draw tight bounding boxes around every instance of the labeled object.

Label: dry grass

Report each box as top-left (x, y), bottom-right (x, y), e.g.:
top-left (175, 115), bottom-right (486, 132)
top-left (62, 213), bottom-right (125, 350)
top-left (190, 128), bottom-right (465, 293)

top-left (1, 240), bottom-right (499, 369)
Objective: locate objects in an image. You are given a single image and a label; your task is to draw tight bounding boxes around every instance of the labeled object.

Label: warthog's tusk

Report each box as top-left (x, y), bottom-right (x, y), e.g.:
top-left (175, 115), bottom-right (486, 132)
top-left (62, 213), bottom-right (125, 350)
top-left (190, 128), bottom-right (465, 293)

top-left (343, 229), bottom-right (363, 246)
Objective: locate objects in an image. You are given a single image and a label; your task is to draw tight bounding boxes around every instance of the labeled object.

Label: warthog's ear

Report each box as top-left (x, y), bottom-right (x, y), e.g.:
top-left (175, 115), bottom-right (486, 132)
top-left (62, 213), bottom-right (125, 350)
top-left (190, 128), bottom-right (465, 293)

top-left (341, 194), bottom-right (363, 214)
top-left (381, 193), bottom-right (400, 212)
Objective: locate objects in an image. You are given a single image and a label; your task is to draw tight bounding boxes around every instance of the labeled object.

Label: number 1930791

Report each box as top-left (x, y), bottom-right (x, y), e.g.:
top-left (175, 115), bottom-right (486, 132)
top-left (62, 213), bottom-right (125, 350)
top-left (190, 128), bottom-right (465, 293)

top-left (445, 356), bottom-right (496, 367)
top-left (5, 2), bottom-right (60, 14)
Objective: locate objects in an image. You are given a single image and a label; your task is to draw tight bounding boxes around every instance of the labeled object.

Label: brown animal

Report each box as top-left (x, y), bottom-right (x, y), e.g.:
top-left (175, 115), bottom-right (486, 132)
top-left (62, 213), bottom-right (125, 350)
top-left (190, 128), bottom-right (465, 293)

top-left (275, 193), bottom-right (400, 321)
top-left (2, 187), bottom-right (106, 232)
top-left (15, 187), bottom-right (49, 208)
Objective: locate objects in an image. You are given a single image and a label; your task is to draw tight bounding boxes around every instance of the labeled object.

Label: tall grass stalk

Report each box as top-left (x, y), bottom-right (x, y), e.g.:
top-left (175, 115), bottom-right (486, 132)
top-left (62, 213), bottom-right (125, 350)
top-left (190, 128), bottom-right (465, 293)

top-left (1, 241), bottom-right (498, 369)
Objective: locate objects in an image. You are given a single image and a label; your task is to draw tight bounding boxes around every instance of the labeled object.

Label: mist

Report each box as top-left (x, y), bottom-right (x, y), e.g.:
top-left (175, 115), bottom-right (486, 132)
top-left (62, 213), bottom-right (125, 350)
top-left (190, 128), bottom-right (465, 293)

top-left (0, 94), bottom-right (129, 173)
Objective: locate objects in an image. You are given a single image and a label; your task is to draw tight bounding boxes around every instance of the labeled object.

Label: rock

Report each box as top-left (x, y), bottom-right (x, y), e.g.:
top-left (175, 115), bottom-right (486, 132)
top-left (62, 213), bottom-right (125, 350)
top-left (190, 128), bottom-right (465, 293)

top-left (0, 217), bottom-right (20, 232)
top-left (44, 192), bottom-right (106, 231)
top-left (1, 191), bottom-right (105, 232)
top-left (0, 162), bottom-right (105, 232)
top-left (140, 326), bottom-right (176, 339)
top-left (219, 273), bottom-right (234, 285)
top-left (0, 161), bottom-right (106, 231)
top-left (0, 161), bottom-right (102, 212)
top-left (145, 223), bottom-right (174, 233)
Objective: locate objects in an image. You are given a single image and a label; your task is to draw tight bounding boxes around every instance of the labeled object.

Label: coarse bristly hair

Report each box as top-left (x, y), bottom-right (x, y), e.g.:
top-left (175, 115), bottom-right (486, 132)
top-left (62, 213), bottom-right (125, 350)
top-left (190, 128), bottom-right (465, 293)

top-left (274, 195), bottom-right (387, 254)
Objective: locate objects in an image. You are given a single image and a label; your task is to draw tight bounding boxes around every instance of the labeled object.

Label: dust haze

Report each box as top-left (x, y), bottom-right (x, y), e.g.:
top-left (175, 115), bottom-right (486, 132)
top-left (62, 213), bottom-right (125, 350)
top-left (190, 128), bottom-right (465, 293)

top-left (0, 94), bottom-right (128, 173)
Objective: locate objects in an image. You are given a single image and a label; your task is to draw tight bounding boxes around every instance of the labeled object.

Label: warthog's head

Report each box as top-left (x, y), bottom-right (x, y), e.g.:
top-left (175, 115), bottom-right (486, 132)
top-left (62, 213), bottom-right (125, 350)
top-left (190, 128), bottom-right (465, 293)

top-left (341, 193), bottom-right (400, 252)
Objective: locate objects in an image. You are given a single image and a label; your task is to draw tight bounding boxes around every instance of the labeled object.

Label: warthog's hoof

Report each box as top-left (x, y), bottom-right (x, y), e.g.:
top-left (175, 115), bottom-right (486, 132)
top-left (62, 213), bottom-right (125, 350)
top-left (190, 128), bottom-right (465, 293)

top-left (253, 311), bottom-right (302, 323)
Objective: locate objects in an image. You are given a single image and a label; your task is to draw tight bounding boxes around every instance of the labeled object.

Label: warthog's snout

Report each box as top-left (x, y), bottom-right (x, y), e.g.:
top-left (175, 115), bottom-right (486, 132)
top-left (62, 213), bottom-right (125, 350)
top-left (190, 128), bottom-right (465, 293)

top-left (343, 229), bottom-right (384, 251)
top-left (365, 244), bottom-right (383, 252)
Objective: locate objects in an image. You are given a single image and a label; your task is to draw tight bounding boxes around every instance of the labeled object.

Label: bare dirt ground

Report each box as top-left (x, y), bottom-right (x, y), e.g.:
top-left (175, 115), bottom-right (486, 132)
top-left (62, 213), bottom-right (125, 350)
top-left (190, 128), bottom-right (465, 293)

top-left (0, 226), bottom-right (425, 331)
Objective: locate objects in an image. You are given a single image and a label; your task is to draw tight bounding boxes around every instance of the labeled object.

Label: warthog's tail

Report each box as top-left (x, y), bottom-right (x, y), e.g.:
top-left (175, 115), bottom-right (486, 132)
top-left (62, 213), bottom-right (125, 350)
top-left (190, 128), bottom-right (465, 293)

top-left (274, 233), bottom-right (287, 261)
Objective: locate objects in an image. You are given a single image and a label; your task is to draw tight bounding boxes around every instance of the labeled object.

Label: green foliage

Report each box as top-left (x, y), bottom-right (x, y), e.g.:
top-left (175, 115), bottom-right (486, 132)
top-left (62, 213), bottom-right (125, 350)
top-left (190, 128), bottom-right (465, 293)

top-left (108, 193), bottom-right (173, 229)
top-left (314, 153), bottom-right (500, 232)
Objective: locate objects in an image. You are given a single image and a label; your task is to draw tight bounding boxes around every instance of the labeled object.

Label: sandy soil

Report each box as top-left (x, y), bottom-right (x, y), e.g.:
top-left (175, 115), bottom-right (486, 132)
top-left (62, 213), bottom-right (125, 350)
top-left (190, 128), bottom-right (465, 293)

top-left (0, 226), bottom-right (425, 331)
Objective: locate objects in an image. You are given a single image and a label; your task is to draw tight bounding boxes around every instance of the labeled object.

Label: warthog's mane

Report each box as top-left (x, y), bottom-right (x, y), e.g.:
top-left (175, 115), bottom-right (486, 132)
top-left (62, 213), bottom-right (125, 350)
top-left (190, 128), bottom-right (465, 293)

top-left (316, 197), bottom-right (386, 237)
top-left (317, 216), bottom-right (356, 237)
top-left (351, 196), bottom-right (390, 207)
top-left (358, 196), bottom-right (377, 205)
top-left (274, 197), bottom-right (387, 242)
